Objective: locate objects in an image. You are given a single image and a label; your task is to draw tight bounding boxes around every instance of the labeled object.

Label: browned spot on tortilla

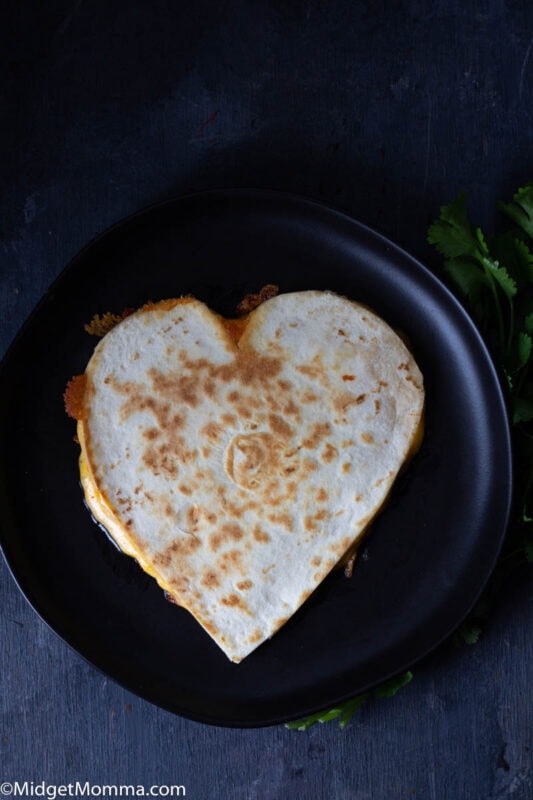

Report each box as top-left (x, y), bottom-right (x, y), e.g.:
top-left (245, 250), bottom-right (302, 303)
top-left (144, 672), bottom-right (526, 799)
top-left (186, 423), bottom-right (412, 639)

top-left (302, 390), bottom-right (319, 404)
top-left (203, 379), bottom-right (216, 398)
top-left (153, 535), bottom-right (201, 567)
top-left (283, 399), bottom-right (300, 416)
top-left (278, 379), bottom-right (292, 391)
top-left (179, 483), bottom-right (192, 495)
top-left (215, 353), bottom-right (282, 387)
top-left (398, 362), bottom-right (410, 371)
top-left (220, 594), bottom-right (240, 606)
top-left (209, 522), bottom-right (243, 551)
top-left (321, 443), bottom-right (338, 463)
top-left (221, 413), bottom-right (237, 426)
top-left (227, 390), bottom-right (241, 403)
top-left (374, 399), bottom-right (381, 414)
top-left (338, 328), bottom-right (346, 336)
top-left (164, 503), bottom-right (173, 518)
top-left (201, 570), bottom-right (220, 589)
top-left (249, 629), bottom-right (262, 644)
top-left (316, 487), bottom-right (328, 502)
top-left (296, 364), bottom-right (322, 379)
top-left (342, 461), bottom-right (351, 473)
top-left (186, 505), bottom-right (200, 531)
top-left (64, 374), bottom-right (87, 420)
top-left (311, 555), bottom-right (322, 567)
top-left (342, 374), bottom-right (355, 381)
top-left (235, 404), bottom-right (252, 419)
top-left (355, 494), bottom-right (362, 502)
top-left (341, 439), bottom-right (355, 448)
top-left (359, 334), bottom-right (367, 342)
top-left (267, 512), bottom-right (293, 531)
top-left (302, 458), bottom-right (318, 473)
top-left (268, 414), bottom-right (293, 439)
top-left (334, 391), bottom-right (367, 413)
top-left (149, 368), bottom-right (200, 408)
top-left (201, 421), bottom-right (223, 441)
top-left (200, 446), bottom-right (212, 459)
top-left (299, 588), bottom-right (313, 604)
top-left (253, 525), bottom-right (270, 543)
top-left (143, 427), bottom-right (160, 441)
top-left (406, 375), bottom-right (422, 390)
top-left (361, 432), bottom-right (374, 444)
top-left (302, 422), bottom-right (331, 450)
top-left (274, 616), bottom-right (290, 630)
top-left (236, 579), bottom-right (253, 591)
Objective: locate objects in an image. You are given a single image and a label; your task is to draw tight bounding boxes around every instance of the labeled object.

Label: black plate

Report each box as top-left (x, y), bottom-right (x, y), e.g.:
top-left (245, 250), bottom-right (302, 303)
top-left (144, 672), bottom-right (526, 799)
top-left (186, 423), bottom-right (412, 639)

top-left (0, 190), bottom-right (512, 727)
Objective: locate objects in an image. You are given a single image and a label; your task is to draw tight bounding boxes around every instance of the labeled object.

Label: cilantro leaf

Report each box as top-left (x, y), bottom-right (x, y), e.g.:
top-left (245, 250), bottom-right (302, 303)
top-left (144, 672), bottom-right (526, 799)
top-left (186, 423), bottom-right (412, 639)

top-left (499, 184), bottom-right (533, 240)
top-left (491, 233), bottom-right (533, 290)
top-left (286, 673), bottom-right (412, 731)
top-left (453, 622), bottom-right (482, 647)
top-left (373, 670), bottom-right (413, 698)
top-left (427, 194), bottom-right (480, 259)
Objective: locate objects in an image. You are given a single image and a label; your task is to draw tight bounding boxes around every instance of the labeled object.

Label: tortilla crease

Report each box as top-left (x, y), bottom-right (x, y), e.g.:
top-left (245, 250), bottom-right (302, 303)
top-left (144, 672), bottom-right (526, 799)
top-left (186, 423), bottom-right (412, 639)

top-left (77, 290), bottom-right (425, 662)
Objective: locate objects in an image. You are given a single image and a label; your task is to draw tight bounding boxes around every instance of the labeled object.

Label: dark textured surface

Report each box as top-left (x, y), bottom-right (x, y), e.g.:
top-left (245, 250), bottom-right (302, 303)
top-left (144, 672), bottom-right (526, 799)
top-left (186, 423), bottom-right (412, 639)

top-left (0, 1), bottom-right (532, 797)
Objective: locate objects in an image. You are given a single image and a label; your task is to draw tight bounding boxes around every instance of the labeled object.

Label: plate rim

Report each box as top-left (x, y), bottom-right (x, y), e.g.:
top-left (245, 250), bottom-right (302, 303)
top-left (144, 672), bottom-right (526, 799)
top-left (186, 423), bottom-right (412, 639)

top-left (0, 188), bottom-right (514, 727)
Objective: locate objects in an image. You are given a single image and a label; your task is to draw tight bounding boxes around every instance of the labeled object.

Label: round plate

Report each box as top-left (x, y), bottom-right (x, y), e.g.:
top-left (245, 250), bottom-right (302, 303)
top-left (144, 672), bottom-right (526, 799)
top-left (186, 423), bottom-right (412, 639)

top-left (0, 190), bottom-right (512, 727)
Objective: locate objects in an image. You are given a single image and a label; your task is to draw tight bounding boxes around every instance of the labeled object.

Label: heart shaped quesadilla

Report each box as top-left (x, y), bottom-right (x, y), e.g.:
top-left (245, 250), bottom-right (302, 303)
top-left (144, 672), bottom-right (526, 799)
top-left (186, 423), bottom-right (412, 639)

top-left (67, 290), bottom-right (424, 662)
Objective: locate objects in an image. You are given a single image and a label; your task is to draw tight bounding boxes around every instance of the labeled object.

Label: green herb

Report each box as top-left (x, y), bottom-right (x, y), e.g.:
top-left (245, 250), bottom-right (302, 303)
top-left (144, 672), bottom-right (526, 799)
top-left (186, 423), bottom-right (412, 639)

top-left (285, 672), bottom-right (413, 731)
top-left (286, 184), bottom-right (532, 732)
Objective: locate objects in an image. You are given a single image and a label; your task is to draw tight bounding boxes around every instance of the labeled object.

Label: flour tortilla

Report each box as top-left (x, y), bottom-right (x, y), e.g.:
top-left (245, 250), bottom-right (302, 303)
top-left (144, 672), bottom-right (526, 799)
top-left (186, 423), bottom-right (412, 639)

top-left (78, 291), bottom-right (424, 662)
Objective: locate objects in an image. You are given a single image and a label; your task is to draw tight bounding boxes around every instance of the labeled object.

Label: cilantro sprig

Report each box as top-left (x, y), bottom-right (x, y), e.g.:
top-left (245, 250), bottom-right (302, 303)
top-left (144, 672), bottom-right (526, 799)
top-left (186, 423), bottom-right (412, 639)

top-left (285, 672), bottom-right (413, 731)
top-left (286, 184), bottom-right (532, 732)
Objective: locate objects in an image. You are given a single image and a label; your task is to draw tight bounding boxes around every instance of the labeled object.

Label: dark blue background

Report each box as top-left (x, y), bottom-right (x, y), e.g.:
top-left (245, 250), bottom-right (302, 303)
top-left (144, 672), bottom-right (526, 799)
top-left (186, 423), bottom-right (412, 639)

top-left (1, 2), bottom-right (531, 797)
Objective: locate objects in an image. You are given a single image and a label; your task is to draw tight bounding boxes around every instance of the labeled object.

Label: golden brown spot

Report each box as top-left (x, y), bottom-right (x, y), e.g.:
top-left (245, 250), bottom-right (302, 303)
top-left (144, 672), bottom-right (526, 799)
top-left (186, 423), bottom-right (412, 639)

top-left (333, 391), bottom-right (367, 414)
top-left (302, 422), bottom-right (331, 450)
top-left (268, 414), bottom-right (293, 439)
top-left (278, 379), bottom-right (292, 391)
top-left (203, 379), bottom-right (216, 398)
top-left (299, 589), bottom-right (312, 604)
top-left (253, 526), bottom-right (270, 543)
top-left (302, 390), bottom-right (319, 404)
top-left (186, 505), bottom-right (200, 531)
top-left (302, 458), bottom-right (318, 473)
top-left (201, 422), bottom-right (223, 441)
top-left (316, 488), bottom-right (328, 502)
top-left (361, 432), bottom-right (374, 444)
top-left (221, 413), bottom-right (237, 426)
top-left (342, 462), bottom-right (351, 473)
top-left (143, 427), bottom-right (160, 441)
top-left (149, 368), bottom-right (200, 409)
top-left (355, 494), bottom-right (362, 502)
top-left (321, 443), bottom-right (338, 463)
top-left (236, 580), bottom-right (253, 591)
top-left (338, 328), bottom-right (346, 336)
top-left (153, 535), bottom-right (201, 567)
top-left (249, 629), bottom-right (262, 644)
top-left (342, 375), bottom-right (355, 381)
top-left (374, 399), bottom-right (381, 414)
top-left (200, 446), bottom-right (212, 459)
top-left (274, 616), bottom-right (290, 630)
top-left (202, 570), bottom-right (220, 589)
top-left (398, 362), bottom-right (410, 371)
top-left (311, 555), bottom-right (322, 567)
top-left (268, 512), bottom-right (293, 531)
top-left (283, 399), bottom-right (300, 416)
top-left (221, 594), bottom-right (240, 607)
top-left (178, 483), bottom-right (192, 496)
top-left (227, 390), bottom-right (241, 403)
top-left (406, 375), bottom-right (422, 390)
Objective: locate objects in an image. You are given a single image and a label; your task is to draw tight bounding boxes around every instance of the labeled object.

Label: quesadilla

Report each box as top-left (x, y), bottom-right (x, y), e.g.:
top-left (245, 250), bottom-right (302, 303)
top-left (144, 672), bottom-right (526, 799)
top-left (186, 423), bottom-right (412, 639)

top-left (66, 290), bottom-right (424, 662)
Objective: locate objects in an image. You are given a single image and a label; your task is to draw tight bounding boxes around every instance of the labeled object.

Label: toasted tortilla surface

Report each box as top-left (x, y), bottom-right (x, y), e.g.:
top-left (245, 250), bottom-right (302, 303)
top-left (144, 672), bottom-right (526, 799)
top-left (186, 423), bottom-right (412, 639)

top-left (76, 291), bottom-right (425, 662)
